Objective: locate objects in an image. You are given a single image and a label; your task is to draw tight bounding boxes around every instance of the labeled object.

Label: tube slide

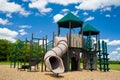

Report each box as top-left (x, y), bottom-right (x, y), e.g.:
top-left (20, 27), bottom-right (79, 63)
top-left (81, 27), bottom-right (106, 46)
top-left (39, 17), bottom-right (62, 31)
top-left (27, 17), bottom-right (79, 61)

top-left (44, 37), bottom-right (68, 74)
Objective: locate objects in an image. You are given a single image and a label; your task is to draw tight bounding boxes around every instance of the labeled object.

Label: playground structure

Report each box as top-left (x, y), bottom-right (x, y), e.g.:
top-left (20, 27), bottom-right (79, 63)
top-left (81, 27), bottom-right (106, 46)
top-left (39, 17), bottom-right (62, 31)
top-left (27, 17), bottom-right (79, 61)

top-left (10, 13), bottom-right (109, 74)
top-left (44, 13), bottom-right (109, 73)
top-left (10, 34), bottom-right (48, 71)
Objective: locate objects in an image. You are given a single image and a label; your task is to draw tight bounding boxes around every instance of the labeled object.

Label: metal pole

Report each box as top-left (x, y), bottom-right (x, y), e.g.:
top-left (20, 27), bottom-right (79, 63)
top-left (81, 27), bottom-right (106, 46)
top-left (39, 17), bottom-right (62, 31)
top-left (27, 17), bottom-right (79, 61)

top-left (58, 25), bottom-right (60, 36)
top-left (44, 35), bottom-right (47, 71)
top-left (37, 39), bottom-right (39, 69)
top-left (29, 33), bottom-right (33, 70)
top-left (41, 37), bottom-right (44, 72)
top-left (52, 32), bottom-right (54, 48)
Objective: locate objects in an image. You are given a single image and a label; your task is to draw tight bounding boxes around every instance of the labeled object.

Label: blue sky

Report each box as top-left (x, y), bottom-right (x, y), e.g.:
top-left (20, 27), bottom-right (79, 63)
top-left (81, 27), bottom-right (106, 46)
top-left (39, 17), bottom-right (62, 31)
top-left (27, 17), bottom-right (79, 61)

top-left (0, 0), bottom-right (120, 61)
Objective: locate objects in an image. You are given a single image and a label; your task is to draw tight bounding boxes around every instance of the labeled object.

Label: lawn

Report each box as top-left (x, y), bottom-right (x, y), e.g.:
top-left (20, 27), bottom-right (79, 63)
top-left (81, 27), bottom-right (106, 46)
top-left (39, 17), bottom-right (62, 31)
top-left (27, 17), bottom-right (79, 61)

top-left (109, 64), bottom-right (120, 70)
top-left (0, 61), bottom-right (10, 65)
top-left (0, 61), bottom-right (120, 71)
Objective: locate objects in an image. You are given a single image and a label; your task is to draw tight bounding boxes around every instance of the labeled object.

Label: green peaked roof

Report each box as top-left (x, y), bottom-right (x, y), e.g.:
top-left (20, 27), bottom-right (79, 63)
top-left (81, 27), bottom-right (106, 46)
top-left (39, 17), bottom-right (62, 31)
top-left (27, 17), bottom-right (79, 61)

top-left (57, 13), bottom-right (83, 28)
top-left (83, 24), bottom-right (100, 35)
top-left (57, 13), bottom-right (83, 23)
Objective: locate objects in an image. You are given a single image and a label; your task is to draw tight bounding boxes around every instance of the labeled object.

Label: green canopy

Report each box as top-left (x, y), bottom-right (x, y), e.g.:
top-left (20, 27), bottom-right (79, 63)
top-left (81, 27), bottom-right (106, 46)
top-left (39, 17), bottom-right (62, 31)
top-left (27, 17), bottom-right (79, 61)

top-left (57, 13), bottom-right (83, 28)
top-left (83, 24), bottom-right (100, 36)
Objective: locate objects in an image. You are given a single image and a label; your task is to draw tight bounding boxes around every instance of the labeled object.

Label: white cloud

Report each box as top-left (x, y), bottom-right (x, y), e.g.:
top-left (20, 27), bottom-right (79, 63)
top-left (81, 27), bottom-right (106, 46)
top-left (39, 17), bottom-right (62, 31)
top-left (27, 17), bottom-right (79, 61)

top-left (109, 51), bottom-right (120, 61)
top-left (111, 51), bottom-right (118, 54)
top-left (83, 12), bottom-right (88, 16)
top-left (19, 29), bottom-right (27, 36)
top-left (28, 0), bottom-right (82, 14)
top-left (0, 27), bottom-right (18, 42)
top-left (53, 14), bottom-right (64, 23)
top-left (19, 9), bottom-right (31, 16)
top-left (19, 25), bottom-right (31, 29)
top-left (102, 7), bottom-right (111, 11)
top-left (100, 39), bottom-right (109, 43)
top-left (85, 16), bottom-right (95, 22)
top-left (49, 0), bottom-right (82, 6)
top-left (101, 39), bottom-right (120, 46)
top-left (29, 0), bottom-right (52, 14)
top-left (39, 39), bottom-right (49, 45)
top-left (6, 13), bottom-right (12, 18)
top-left (108, 40), bottom-right (120, 45)
top-left (116, 47), bottom-right (120, 51)
top-left (22, 0), bottom-right (29, 2)
top-left (75, 0), bottom-right (120, 11)
top-left (75, 0), bottom-right (102, 11)
top-left (0, 18), bottom-right (9, 25)
top-left (61, 9), bottom-right (70, 13)
top-left (0, 0), bottom-right (30, 16)
top-left (71, 10), bottom-right (79, 16)
top-left (105, 14), bottom-right (111, 18)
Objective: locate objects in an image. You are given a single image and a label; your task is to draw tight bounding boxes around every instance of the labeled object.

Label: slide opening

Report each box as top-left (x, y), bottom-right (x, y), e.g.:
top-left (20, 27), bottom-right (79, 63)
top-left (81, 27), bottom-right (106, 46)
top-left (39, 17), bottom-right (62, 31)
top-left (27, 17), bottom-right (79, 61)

top-left (49, 56), bottom-right (61, 70)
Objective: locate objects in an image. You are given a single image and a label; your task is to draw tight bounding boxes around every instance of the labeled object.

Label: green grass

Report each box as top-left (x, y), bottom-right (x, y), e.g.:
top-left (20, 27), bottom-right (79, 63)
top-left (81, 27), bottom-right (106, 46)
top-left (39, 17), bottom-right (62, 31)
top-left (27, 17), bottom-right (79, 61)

top-left (109, 64), bottom-right (120, 70)
top-left (81, 63), bottom-right (120, 71)
top-left (0, 61), bottom-right (120, 71)
top-left (0, 61), bottom-right (10, 65)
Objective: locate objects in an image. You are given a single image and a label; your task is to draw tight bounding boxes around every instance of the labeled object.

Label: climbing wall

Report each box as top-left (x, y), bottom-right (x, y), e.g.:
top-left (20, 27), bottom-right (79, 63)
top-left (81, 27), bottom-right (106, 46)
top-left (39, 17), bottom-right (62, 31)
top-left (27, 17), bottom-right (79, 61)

top-left (83, 52), bottom-right (97, 70)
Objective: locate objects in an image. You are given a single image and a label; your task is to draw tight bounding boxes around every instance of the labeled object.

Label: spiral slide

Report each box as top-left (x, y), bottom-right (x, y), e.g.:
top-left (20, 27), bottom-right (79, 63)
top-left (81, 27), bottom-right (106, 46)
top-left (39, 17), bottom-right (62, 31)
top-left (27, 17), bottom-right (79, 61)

top-left (44, 37), bottom-right (68, 74)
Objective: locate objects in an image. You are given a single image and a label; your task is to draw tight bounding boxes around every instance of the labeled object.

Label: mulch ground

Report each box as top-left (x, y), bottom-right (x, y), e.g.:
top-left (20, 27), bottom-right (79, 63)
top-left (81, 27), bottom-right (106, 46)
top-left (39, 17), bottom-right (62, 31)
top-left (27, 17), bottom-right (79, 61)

top-left (0, 65), bottom-right (120, 80)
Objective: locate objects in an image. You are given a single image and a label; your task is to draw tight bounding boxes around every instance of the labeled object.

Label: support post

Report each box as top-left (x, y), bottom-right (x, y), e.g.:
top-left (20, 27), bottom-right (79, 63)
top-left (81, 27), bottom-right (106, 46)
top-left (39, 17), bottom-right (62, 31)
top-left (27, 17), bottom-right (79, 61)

top-left (29, 33), bottom-right (33, 71)
top-left (52, 32), bottom-right (54, 48)
top-left (58, 25), bottom-right (60, 36)
top-left (41, 37), bottom-right (44, 72)
top-left (37, 39), bottom-right (39, 70)
top-left (44, 35), bottom-right (47, 71)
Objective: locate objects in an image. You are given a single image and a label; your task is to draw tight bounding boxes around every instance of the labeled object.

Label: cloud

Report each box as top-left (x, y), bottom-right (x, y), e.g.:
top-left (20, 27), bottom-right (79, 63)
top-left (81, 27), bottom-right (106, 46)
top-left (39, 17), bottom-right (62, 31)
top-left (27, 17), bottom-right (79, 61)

top-left (19, 25), bottom-right (31, 29)
top-left (0, 0), bottom-right (30, 16)
top-left (101, 39), bottom-right (120, 46)
top-left (102, 7), bottom-right (111, 12)
top-left (0, 27), bottom-right (18, 42)
top-left (22, 0), bottom-right (29, 2)
top-left (71, 10), bottom-right (79, 16)
top-left (85, 16), bottom-right (95, 22)
top-left (116, 47), bottom-right (120, 51)
top-left (109, 51), bottom-right (120, 61)
top-left (105, 14), bottom-right (111, 17)
top-left (108, 40), bottom-right (120, 45)
top-left (61, 9), bottom-right (70, 13)
top-left (53, 14), bottom-right (64, 23)
top-left (75, 0), bottom-right (120, 11)
top-left (49, 0), bottom-right (82, 6)
top-left (19, 29), bottom-right (27, 36)
top-left (6, 13), bottom-right (12, 18)
top-left (100, 39), bottom-right (110, 44)
top-left (28, 0), bottom-right (82, 14)
top-left (0, 18), bottom-right (9, 25)
top-left (29, 0), bottom-right (52, 14)
top-left (39, 39), bottom-right (49, 45)
top-left (83, 12), bottom-right (88, 16)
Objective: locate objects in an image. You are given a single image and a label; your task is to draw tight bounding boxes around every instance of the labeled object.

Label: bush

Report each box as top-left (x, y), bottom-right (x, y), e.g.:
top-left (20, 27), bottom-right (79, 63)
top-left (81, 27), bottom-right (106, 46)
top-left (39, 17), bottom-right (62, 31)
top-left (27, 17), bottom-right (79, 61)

top-left (109, 60), bottom-right (120, 64)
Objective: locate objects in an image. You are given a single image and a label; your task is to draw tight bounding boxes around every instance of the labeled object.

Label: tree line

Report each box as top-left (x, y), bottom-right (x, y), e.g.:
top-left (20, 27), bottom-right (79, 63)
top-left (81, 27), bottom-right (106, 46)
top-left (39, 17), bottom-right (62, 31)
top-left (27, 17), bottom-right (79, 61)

top-left (0, 39), bottom-right (44, 62)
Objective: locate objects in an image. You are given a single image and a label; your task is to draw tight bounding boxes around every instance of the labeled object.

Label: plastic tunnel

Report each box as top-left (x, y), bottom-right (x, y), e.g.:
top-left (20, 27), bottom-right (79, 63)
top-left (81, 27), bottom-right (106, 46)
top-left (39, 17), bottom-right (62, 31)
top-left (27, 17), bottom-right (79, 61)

top-left (44, 37), bottom-right (68, 74)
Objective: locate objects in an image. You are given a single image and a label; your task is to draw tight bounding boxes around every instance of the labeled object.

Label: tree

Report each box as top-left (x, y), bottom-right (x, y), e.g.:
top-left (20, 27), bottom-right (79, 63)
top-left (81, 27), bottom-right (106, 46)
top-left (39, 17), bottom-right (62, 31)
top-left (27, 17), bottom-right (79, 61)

top-left (0, 39), bottom-right (14, 61)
